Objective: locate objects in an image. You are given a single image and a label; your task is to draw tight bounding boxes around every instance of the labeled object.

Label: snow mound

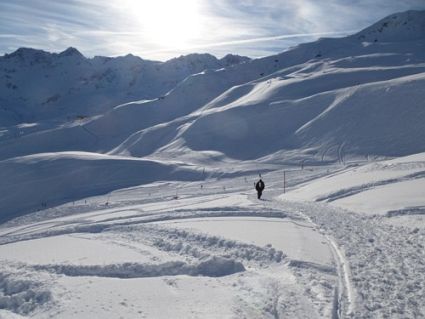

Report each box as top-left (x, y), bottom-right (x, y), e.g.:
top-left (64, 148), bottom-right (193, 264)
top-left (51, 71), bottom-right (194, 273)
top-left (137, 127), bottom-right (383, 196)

top-left (386, 205), bottom-right (425, 218)
top-left (0, 273), bottom-right (51, 315)
top-left (135, 225), bottom-right (285, 263)
top-left (33, 257), bottom-right (245, 278)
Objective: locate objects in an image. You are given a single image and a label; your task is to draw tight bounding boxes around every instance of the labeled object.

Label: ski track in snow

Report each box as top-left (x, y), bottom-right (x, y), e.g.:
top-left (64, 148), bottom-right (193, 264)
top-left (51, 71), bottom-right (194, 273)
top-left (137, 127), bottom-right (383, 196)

top-left (290, 208), bottom-right (355, 318)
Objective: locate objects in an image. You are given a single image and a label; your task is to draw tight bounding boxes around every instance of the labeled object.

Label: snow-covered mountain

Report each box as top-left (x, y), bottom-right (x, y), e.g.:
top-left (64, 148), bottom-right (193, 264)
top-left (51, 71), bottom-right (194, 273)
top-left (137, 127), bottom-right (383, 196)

top-left (0, 48), bottom-right (250, 125)
top-left (352, 10), bottom-right (425, 42)
top-left (1, 10), bottom-right (425, 219)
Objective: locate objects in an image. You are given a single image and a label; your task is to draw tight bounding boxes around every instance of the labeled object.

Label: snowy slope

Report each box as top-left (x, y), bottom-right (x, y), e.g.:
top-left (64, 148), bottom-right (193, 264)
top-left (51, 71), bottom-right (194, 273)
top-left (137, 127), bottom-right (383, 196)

top-left (284, 152), bottom-right (425, 216)
top-left (0, 152), bottom-right (201, 222)
top-left (352, 10), bottom-right (425, 42)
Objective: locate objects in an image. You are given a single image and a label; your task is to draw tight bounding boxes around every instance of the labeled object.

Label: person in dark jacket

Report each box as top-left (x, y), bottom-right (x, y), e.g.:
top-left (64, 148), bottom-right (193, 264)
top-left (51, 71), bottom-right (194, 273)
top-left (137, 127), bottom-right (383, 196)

top-left (255, 179), bottom-right (265, 199)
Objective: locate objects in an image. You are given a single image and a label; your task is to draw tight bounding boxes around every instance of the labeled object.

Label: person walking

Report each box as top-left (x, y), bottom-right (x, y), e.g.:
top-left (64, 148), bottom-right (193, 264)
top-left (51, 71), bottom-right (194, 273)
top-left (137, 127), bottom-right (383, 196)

top-left (255, 178), bottom-right (265, 199)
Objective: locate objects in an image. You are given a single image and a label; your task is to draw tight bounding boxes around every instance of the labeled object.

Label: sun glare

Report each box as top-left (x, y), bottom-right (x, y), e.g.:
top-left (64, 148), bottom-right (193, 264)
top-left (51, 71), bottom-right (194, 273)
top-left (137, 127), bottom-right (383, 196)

top-left (120, 0), bottom-right (203, 49)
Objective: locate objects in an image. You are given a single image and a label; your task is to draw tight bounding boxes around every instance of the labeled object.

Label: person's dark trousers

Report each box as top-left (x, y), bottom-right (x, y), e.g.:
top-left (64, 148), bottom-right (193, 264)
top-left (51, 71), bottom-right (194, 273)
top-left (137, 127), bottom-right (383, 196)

top-left (257, 191), bottom-right (262, 199)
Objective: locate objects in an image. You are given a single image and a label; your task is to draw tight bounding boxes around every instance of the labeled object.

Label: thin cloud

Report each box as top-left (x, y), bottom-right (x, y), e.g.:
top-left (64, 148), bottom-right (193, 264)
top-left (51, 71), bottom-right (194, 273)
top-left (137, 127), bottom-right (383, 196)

top-left (138, 30), bottom-right (354, 55)
top-left (0, 0), bottom-right (424, 60)
top-left (0, 34), bottom-right (26, 38)
top-left (200, 31), bottom-right (355, 47)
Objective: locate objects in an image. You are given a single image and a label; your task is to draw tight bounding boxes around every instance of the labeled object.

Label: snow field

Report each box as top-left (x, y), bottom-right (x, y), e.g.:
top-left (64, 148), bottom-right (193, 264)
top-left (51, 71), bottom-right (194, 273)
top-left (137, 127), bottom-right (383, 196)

top-left (284, 152), bottom-right (425, 217)
top-left (1, 155), bottom-right (424, 317)
top-left (0, 174), bottom-right (342, 318)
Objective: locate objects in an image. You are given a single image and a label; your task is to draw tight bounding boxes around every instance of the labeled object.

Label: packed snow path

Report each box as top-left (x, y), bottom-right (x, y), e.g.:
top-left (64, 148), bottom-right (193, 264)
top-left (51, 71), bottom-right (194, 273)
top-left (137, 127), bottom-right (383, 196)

top-left (283, 201), bottom-right (425, 318)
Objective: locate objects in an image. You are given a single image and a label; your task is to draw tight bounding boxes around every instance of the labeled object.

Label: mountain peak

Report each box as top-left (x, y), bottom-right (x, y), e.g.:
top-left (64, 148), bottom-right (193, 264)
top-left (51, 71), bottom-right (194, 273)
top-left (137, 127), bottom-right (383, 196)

top-left (169, 53), bottom-right (218, 63)
top-left (120, 53), bottom-right (144, 63)
top-left (58, 47), bottom-right (85, 58)
top-left (353, 10), bottom-right (425, 42)
top-left (164, 53), bottom-right (249, 69)
top-left (220, 54), bottom-right (251, 67)
top-left (3, 47), bottom-right (51, 63)
top-left (6, 47), bottom-right (47, 57)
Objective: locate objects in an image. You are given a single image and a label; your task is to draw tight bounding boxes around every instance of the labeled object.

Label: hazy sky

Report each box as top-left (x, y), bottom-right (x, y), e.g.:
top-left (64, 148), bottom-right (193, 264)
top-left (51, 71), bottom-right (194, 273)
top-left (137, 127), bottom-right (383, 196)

top-left (1, 0), bottom-right (424, 61)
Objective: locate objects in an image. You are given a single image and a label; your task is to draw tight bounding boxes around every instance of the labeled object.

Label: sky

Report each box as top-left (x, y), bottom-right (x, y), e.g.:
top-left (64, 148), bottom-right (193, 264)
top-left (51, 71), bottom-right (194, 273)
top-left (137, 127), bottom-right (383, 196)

top-left (1, 0), bottom-right (425, 61)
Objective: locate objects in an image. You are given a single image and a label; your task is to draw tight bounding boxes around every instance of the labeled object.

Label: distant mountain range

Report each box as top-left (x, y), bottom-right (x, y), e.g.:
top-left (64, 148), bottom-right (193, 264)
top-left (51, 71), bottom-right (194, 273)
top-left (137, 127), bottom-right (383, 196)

top-left (0, 47), bottom-right (250, 124)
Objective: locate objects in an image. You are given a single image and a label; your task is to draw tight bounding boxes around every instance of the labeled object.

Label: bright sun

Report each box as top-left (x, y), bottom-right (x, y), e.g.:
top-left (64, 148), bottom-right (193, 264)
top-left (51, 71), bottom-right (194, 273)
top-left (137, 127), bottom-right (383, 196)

top-left (121, 0), bottom-right (203, 48)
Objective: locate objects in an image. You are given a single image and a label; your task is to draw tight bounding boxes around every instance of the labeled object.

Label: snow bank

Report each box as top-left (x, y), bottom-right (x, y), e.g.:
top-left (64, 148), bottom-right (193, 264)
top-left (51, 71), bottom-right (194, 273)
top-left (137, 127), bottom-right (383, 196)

top-left (33, 257), bottom-right (245, 278)
top-left (132, 225), bottom-right (285, 264)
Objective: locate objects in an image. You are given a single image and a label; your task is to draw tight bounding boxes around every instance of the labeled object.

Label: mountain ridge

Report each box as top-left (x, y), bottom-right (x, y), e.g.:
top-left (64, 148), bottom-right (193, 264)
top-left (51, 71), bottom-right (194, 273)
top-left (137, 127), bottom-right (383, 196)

top-left (0, 47), bottom-right (251, 125)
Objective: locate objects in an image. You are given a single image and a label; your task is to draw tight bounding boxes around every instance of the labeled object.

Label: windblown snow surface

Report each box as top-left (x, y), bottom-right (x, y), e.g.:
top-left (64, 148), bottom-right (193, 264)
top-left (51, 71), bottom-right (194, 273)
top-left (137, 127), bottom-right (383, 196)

top-left (1, 10), bottom-right (425, 319)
